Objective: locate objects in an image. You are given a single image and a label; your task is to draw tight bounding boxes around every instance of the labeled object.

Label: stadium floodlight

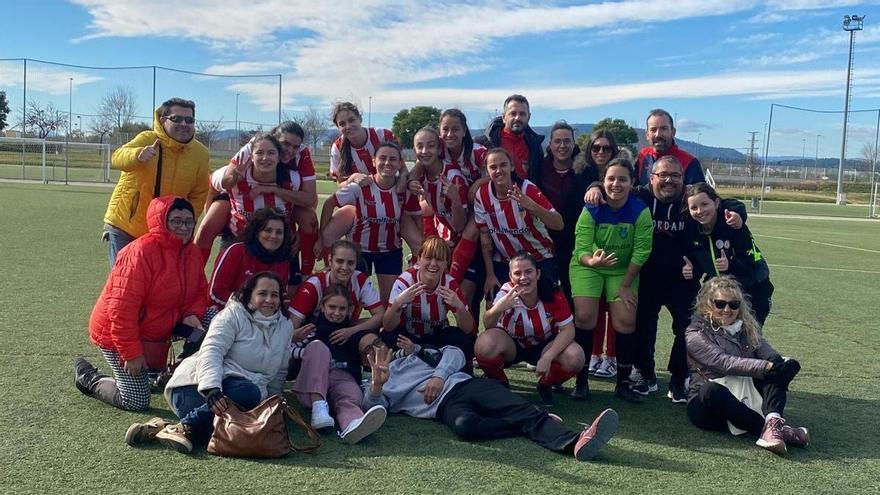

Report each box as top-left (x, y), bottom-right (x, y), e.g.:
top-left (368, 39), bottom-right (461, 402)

top-left (837, 14), bottom-right (865, 205)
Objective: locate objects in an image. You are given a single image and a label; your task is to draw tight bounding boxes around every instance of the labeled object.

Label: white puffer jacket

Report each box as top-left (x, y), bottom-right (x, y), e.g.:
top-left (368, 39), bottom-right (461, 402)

top-left (164, 298), bottom-right (293, 415)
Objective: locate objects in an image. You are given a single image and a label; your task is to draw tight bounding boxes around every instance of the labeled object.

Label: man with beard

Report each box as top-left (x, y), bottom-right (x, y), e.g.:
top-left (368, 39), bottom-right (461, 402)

top-left (634, 109), bottom-right (705, 186)
top-left (628, 156), bottom-right (747, 402)
top-left (485, 94), bottom-right (545, 181)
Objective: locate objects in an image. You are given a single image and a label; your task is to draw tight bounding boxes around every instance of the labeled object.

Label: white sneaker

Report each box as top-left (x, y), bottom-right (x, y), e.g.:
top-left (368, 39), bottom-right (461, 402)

top-left (339, 405), bottom-right (386, 444)
top-left (587, 355), bottom-right (602, 375)
top-left (594, 358), bottom-right (617, 378)
top-left (310, 400), bottom-right (335, 430)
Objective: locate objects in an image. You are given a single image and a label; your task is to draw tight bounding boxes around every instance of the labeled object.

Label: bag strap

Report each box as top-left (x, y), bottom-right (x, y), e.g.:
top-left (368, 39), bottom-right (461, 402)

top-left (153, 142), bottom-right (163, 198)
top-left (282, 400), bottom-right (320, 453)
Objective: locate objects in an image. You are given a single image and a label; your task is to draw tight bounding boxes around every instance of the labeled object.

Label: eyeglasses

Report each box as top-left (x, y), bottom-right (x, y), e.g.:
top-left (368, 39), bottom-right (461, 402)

top-left (712, 299), bottom-right (741, 310)
top-left (651, 172), bottom-right (683, 180)
top-left (591, 145), bottom-right (613, 153)
top-left (165, 115), bottom-right (195, 124)
top-left (168, 218), bottom-right (196, 229)
top-left (551, 138), bottom-right (573, 146)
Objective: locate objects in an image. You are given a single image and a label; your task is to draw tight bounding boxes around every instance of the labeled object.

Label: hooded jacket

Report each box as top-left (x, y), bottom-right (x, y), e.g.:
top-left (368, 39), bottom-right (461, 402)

top-left (485, 116), bottom-right (545, 184)
top-left (104, 107), bottom-right (210, 237)
top-left (634, 141), bottom-right (705, 187)
top-left (90, 196), bottom-right (208, 361)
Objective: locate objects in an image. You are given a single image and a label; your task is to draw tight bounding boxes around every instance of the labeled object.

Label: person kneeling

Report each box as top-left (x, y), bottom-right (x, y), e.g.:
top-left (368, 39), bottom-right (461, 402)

top-left (125, 272), bottom-right (293, 454)
top-left (685, 276), bottom-right (809, 456)
top-left (362, 337), bottom-right (617, 461)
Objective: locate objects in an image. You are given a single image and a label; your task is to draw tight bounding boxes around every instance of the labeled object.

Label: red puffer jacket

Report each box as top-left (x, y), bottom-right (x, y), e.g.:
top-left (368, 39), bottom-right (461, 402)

top-left (89, 196), bottom-right (208, 361)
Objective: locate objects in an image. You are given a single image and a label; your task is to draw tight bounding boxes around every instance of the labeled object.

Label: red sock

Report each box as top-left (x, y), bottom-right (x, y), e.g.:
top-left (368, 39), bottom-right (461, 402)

top-left (476, 354), bottom-right (508, 385)
top-left (200, 247), bottom-right (213, 269)
top-left (298, 230), bottom-right (318, 276)
top-left (450, 238), bottom-right (478, 282)
top-left (422, 215), bottom-right (439, 237)
top-left (540, 361), bottom-right (578, 386)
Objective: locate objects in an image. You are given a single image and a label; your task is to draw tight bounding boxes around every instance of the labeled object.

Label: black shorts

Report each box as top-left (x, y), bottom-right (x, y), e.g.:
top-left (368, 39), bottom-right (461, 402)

top-left (510, 337), bottom-right (555, 367)
top-left (358, 248), bottom-right (403, 276)
top-left (463, 250), bottom-right (486, 283)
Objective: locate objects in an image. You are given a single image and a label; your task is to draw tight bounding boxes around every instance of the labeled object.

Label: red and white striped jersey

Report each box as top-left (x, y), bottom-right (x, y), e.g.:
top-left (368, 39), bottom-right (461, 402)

top-left (211, 163), bottom-right (298, 236)
top-left (492, 283), bottom-right (573, 348)
top-left (330, 127), bottom-right (395, 179)
top-left (473, 179), bottom-right (557, 262)
top-left (441, 143), bottom-right (487, 184)
top-left (421, 164), bottom-right (469, 244)
top-left (222, 141), bottom-right (315, 189)
top-left (332, 177), bottom-right (421, 253)
top-left (289, 269), bottom-right (382, 321)
top-left (389, 268), bottom-right (467, 337)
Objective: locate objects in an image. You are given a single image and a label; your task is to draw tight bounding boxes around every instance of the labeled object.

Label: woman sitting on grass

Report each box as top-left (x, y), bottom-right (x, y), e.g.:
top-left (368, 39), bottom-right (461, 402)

top-left (125, 272), bottom-right (294, 453)
top-left (75, 196), bottom-right (207, 412)
top-left (685, 276), bottom-right (809, 456)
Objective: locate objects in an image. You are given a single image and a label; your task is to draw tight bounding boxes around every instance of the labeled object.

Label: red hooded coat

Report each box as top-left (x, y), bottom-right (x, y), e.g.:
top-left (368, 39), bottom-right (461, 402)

top-left (89, 196), bottom-right (208, 361)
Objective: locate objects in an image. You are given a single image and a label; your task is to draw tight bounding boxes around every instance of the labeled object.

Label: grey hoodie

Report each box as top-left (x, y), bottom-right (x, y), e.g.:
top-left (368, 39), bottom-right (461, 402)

top-left (362, 346), bottom-right (471, 419)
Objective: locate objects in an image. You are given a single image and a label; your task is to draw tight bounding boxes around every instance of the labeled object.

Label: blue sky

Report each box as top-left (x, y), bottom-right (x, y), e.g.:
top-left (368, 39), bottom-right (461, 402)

top-left (2, 0), bottom-right (880, 158)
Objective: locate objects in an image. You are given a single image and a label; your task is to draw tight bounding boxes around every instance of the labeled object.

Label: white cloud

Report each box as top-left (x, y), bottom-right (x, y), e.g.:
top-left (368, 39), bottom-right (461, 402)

top-left (0, 61), bottom-right (103, 95)
top-left (677, 118), bottom-right (720, 132)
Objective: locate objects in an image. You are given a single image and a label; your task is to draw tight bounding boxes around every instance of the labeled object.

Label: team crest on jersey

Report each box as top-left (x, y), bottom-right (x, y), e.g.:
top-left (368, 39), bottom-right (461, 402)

top-left (715, 239), bottom-right (731, 250)
top-left (619, 227), bottom-right (629, 239)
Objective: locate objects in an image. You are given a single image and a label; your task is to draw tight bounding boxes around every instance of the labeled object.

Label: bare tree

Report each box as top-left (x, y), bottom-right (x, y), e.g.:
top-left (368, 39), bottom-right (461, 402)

top-left (860, 141), bottom-right (878, 173)
top-left (96, 85), bottom-right (138, 131)
top-left (89, 116), bottom-right (114, 145)
top-left (196, 117), bottom-right (224, 150)
top-left (24, 100), bottom-right (67, 138)
top-left (286, 106), bottom-right (329, 150)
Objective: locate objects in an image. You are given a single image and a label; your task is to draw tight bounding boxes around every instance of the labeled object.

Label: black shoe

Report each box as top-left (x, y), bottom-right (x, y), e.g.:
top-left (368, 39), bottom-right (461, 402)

top-left (630, 377), bottom-right (658, 396)
top-left (570, 373), bottom-right (589, 401)
top-left (74, 357), bottom-right (102, 396)
top-left (614, 383), bottom-right (645, 403)
top-left (552, 383), bottom-right (566, 394)
top-left (536, 384), bottom-right (554, 407)
top-left (667, 381), bottom-right (688, 404)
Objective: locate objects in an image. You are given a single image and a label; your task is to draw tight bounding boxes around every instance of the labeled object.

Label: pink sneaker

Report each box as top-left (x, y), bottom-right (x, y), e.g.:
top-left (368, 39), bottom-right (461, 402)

top-left (573, 409), bottom-right (618, 461)
top-left (782, 424), bottom-right (810, 448)
top-left (756, 416), bottom-right (787, 455)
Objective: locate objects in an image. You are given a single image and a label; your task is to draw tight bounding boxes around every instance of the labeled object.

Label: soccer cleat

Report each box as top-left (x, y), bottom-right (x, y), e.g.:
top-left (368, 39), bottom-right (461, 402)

top-left (756, 416), bottom-right (787, 455)
top-left (570, 372), bottom-right (590, 401)
top-left (536, 383), bottom-right (554, 407)
top-left (587, 355), bottom-right (602, 375)
top-left (125, 417), bottom-right (171, 446)
top-left (552, 383), bottom-right (567, 394)
top-left (574, 408), bottom-right (619, 461)
top-left (781, 424), bottom-right (810, 448)
top-left (667, 381), bottom-right (688, 404)
top-left (74, 357), bottom-right (103, 396)
top-left (155, 423), bottom-right (193, 454)
top-left (593, 358), bottom-right (617, 379)
top-left (340, 405), bottom-right (386, 445)
top-left (630, 377), bottom-right (658, 396)
top-left (614, 383), bottom-right (645, 403)
top-left (310, 400), bottom-right (335, 430)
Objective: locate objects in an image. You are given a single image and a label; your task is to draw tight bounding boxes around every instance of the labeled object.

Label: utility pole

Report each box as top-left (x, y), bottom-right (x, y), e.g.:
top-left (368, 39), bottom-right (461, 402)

top-left (747, 131), bottom-right (759, 188)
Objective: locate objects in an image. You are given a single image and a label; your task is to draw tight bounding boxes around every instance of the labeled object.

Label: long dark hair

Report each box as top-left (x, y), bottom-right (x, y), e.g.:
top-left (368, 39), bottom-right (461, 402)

top-left (238, 207), bottom-right (292, 262)
top-left (584, 129), bottom-right (620, 175)
top-left (440, 109), bottom-right (474, 160)
top-left (233, 271), bottom-right (290, 318)
top-left (509, 251), bottom-right (557, 303)
top-left (249, 132), bottom-right (290, 187)
top-left (331, 101), bottom-right (362, 178)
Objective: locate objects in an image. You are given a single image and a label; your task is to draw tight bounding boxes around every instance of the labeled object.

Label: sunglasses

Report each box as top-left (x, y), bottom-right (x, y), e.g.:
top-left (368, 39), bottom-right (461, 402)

top-left (591, 145), bottom-right (613, 153)
top-left (165, 115), bottom-right (195, 124)
top-left (712, 299), bottom-right (741, 310)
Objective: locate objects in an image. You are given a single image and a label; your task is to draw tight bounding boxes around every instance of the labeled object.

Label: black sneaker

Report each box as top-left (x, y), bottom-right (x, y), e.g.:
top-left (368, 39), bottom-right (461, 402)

top-left (552, 383), bottom-right (566, 394)
top-left (630, 377), bottom-right (658, 396)
top-left (536, 383), bottom-right (554, 407)
top-left (667, 381), bottom-right (688, 404)
top-left (570, 372), bottom-right (589, 401)
top-left (614, 383), bottom-right (645, 403)
top-left (74, 357), bottom-right (102, 396)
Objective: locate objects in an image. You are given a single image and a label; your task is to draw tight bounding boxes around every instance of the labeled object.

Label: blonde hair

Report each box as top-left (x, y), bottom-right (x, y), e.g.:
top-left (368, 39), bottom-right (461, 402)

top-left (418, 235), bottom-right (451, 263)
top-left (694, 276), bottom-right (762, 347)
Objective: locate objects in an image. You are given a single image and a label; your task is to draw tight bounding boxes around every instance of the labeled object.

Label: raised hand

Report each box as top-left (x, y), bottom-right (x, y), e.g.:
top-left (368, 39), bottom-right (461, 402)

top-left (437, 286), bottom-right (465, 312)
top-left (508, 185), bottom-right (536, 211)
top-left (724, 209), bottom-right (743, 229)
top-left (682, 256), bottom-right (694, 280)
top-left (495, 284), bottom-right (522, 311)
top-left (396, 335), bottom-right (417, 356)
top-left (368, 344), bottom-right (392, 389)
top-left (137, 139), bottom-right (161, 163)
top-left (439, 175), bottom-right (462, 204)
top-left (715, 249), bottom-right (729, 272)
top-left (397, 282), bottom-right (426, 305)
top-left (588, 249), bottom-right (618, 268)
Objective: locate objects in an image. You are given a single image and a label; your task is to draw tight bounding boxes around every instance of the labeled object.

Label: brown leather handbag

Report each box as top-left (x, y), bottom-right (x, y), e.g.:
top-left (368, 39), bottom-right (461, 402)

top-left (207, 394), bottom-right (320, 458)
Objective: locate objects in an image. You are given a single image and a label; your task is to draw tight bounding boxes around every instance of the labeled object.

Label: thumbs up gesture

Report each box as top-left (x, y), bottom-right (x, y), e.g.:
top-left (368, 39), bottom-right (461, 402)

top-left (137, 138), bottom-right (161, 163)
top-left (715, 248), bottom-right (729, 272)
top-left (682, 256), bottom-right (693, 280)
top-left (724, 209), bottom-right (743, 229)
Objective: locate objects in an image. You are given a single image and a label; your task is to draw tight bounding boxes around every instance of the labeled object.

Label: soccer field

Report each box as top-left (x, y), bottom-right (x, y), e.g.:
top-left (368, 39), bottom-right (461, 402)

top-left (1, 181), bottom-right (878, 494)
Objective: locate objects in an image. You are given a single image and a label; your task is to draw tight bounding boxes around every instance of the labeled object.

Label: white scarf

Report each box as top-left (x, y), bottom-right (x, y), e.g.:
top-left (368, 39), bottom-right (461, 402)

top-left (722, 320), bottom-right (743, 336)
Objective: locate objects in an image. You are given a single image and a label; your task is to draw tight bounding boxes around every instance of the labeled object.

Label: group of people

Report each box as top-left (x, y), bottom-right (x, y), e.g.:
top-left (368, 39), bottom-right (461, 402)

top-left (74, 94), bottom-right (809, 460)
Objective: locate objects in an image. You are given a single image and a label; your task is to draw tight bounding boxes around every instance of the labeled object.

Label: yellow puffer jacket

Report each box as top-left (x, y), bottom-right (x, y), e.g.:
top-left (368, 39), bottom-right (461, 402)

top-left (104, 107), bottom-right (210, 237)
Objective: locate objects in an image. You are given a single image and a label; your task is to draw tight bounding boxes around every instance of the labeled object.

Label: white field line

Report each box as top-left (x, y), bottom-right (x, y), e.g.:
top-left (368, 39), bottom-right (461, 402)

top-left (755, 234), bottom-right (880, 254)
top-left (751, 213), bottom-right (877, 222)
top-left (768, 264), bottom-right (880, 275)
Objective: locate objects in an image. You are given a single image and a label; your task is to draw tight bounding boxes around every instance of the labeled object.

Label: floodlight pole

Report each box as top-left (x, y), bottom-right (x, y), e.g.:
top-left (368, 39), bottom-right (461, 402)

top-left (368, 96), bottom-right (372, 129)
top-left (814, 134), bottom-right (821, 179)
top-left (871, 109), bottom-right (880, 217)
top-left (837, 14), bottom-right (865, 205)
top-left (235, 92), bottom-right (240, 146)
top-left (760, 108), bottom-right (774, 214)
top-left (66, 77), bottom-right (72, 185)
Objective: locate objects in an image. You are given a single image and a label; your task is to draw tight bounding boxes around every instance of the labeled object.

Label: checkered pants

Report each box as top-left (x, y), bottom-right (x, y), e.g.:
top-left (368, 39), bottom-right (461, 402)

top-left (99, 348), bottom-right (151, 411)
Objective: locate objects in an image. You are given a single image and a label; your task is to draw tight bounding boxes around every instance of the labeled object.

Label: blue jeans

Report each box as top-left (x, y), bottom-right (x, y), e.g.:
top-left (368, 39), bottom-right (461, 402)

top-left (104, 223), bottom-right (136, 267)
top-left (170, 377), bottom-right (262, 444)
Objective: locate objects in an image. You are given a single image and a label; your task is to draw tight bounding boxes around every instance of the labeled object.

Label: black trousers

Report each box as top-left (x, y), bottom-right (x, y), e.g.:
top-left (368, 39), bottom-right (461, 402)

top-left (634, 276), bottom-right (697, 384)
top-left (686, 371), bottom-right (794, 437)
top-left (437, 378), bottom-right (578, 452)
top-left (746, 279), bottom-right (774, 327)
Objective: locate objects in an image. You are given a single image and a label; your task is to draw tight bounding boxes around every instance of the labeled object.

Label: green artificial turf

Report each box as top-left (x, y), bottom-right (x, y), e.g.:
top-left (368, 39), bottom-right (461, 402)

top-left (0, 182), bottom-right (878, 494)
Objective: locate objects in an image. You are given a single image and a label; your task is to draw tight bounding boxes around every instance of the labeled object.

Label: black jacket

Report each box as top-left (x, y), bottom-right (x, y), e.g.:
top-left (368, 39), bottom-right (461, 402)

top-left (533, 150), bottom-right (598, 259)
top-left (485, 116), bottom-right (545, 184)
